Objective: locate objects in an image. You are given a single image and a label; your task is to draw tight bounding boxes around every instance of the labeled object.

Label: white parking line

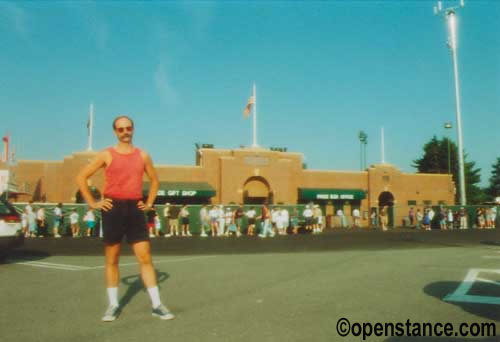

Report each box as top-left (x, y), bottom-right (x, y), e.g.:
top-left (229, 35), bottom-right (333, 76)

top-left (88, 256), bottom-right (216, 269)
top-left (11, 256), bottom-right (215, 272)
top-left (14, 262), bottom-right (89, 271)
top-left (444, 268), bottom-right (500, 305)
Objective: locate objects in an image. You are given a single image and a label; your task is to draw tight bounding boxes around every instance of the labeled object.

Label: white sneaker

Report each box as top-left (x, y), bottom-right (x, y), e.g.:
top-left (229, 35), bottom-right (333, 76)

top-left (164, 234), bottom-right (171, 238)
top-left (152, 304), bottom-right (175, 320)
top-left (200, 233), bottom-right (207, 237)
top-left (102, 305), bottom-right (120, 322)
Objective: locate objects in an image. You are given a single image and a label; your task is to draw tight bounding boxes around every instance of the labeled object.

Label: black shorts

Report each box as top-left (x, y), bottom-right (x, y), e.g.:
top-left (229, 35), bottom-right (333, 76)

top-left (102, 199), bottom-right (149, 245)
top-left (248, 218), bottom-right (256, 225)
top-left (182, 217), bottom-right (189, 225)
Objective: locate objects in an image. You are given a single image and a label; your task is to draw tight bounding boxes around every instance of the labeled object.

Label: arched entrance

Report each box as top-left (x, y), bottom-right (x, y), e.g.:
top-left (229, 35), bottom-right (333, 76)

top-left (243, 176), bottom-right (272, 204)
top-left (378, 191), bottom-right (395, 227)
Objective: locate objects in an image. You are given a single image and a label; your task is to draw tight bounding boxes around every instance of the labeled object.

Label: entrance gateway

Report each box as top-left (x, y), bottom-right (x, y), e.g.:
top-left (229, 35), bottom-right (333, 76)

top-left (243, 176), bottom-right (271, 204)
top-left (378, 191), bottom-right (395, 227)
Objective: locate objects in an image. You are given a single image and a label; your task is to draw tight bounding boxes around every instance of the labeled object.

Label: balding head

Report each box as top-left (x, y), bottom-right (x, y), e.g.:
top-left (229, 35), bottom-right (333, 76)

top-left (112, 115), bottom-right (134, 130)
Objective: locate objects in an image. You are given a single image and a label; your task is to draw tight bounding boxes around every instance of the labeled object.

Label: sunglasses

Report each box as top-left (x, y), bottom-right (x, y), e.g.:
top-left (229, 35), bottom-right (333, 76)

top-left (116, 126), bottom-right (133, 133)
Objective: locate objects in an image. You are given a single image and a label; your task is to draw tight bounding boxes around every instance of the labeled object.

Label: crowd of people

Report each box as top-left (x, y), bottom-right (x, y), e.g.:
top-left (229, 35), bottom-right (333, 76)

top-left (407, 206), bottom-right (498, 230)
top-left (20, 201), bottom-right (97, 238)
top-left (17, 201), bottom-right (498, 238)
top-left (158, 203), bottom-right (326, 238)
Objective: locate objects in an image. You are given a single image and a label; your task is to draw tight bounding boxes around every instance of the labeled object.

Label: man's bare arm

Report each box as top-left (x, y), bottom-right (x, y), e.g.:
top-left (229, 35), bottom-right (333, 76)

top-left (76, 151), bottom-right (113, 211)
top-left (138, 151), bottom-right (159, 211)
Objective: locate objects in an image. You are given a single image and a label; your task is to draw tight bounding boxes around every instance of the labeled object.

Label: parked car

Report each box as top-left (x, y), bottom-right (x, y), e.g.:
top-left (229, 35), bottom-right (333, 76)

top-left (0, 193), bottom-right (24, 258)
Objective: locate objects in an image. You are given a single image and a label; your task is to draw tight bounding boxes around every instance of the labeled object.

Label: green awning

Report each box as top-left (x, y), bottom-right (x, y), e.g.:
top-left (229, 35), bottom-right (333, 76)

top-left (298, 188), bottom-right (366, 201)
top-left (144, 182), bottom-right (216, 198)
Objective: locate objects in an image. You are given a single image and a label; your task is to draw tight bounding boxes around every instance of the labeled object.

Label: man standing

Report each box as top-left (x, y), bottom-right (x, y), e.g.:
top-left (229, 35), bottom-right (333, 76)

top-left (76, 115), bottom-right (174, 322)
top-left (70, 209), bottom-right (80, 238)
top-left (199, 204), bottom-right (210, 237)
top-left (36, 207), bottom-right (46, 237)
top-left (352, 207), bottom-right (361, 229)
top-left (53, 203), bottom-right (63, 238)
top-left (163, 203), bottom-right (171, 237)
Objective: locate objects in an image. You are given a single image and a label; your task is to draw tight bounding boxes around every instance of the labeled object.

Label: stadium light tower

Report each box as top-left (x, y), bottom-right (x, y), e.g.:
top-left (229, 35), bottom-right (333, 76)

top-left (434, 0), bottom-right (466, 205)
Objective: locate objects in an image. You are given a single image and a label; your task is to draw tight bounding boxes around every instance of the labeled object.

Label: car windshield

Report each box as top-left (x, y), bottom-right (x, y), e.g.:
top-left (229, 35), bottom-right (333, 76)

top-left (0, 196), bottom-right (17, 216)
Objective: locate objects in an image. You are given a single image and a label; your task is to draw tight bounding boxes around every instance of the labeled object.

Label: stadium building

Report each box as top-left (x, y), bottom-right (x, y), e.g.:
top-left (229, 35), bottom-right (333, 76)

top-left (0, 145), bottom-right (454, 228)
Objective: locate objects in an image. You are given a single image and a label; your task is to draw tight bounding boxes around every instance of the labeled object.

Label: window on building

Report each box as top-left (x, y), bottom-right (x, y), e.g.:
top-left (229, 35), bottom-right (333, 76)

top-left (438, 200), bottom-right (447, 205)
top-left (408, 200), bottom-right (417, 206)
top-left (423, 200), bottom-right (432, 206)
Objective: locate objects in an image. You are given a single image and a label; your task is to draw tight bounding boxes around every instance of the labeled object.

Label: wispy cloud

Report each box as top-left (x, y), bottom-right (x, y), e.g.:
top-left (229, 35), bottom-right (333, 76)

top-left (0, 2), bottom-right (29, 37)
top-left (154, 62), bottom-right (178, 105)
top-left (63, 2), bottom-right (109, 50)
top-left (181, 2), bottom-right (216, 41)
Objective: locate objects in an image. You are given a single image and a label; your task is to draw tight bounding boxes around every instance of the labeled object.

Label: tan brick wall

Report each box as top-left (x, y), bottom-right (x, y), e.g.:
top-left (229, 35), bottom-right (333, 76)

top-left (3, 148), bottom-right (455, 229)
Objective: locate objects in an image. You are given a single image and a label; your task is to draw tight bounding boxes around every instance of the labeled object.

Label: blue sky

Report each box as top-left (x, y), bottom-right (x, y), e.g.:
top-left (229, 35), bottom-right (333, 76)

top-left (1, 1), bottom-right (499, 186)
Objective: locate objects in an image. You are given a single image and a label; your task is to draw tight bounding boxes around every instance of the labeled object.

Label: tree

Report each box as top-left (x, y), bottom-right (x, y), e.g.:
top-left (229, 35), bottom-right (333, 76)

top-left (413, 135), bottom-right (484, 204)
top-left (486, 157), bottom-right (500, 200)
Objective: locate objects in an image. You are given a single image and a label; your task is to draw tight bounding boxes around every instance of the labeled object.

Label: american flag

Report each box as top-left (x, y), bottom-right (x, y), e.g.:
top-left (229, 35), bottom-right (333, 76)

top-left (2, 133), bottom-right (9, 163)
top-left (243, 95), bottom-right (255, 118)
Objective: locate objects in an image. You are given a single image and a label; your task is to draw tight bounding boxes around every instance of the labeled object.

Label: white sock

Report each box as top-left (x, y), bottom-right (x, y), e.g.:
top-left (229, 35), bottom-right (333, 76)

top-left (147, 286), bottom-right (162, 308)
top-left (107, 287), bottom-right (119, 307)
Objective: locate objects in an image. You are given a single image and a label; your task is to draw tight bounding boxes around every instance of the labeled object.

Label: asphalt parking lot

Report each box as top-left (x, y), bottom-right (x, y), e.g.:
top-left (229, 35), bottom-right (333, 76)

top-left (1, 228), bottom-right (499, 342)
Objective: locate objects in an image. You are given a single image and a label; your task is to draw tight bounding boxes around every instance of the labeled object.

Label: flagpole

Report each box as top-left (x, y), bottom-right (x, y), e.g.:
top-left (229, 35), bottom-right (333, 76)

top-left (252, 83), bottom-right (257, 148)
top-left (87, 103), bottom-right (94, 151)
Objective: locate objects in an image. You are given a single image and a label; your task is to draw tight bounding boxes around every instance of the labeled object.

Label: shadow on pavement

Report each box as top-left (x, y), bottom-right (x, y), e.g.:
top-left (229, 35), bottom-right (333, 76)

top-left (0, 249), bottom-right (51, 264)
top-left (480, 240), bottom-right (500, 247)
top-left (119, 270), bottom-right (170, 311)
top-left (424, 281), bottom-right (500, 321)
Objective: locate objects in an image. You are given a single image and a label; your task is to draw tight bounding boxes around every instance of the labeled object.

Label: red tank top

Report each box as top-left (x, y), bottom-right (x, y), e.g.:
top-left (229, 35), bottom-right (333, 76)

top-left (103, 147), bottom-right (144, 200)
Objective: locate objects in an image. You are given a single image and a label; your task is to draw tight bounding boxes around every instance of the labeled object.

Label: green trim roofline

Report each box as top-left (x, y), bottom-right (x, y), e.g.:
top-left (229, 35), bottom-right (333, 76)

top-left (298, 188), bottom-right (366, 201)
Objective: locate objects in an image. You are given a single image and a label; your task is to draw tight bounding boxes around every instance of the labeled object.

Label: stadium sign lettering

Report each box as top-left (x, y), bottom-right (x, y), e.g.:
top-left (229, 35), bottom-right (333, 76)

top-left (316, 194), bottom-right (355, 200)
top-left (165, 190), bottom-right (198, 197)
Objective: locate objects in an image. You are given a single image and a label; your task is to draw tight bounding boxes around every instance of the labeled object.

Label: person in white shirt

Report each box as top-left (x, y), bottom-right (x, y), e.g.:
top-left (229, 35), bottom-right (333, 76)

top-left (36, 207), bottom-right (46, 237)
top-left (428, 207), bottom-right (435, 228)
top-left (163, 203), bottom-right (171, 237)
top-left (303, 205), bottom-right (313, 232)
top-left (280, 208), bottom-right (289, 235)
top-left (271, 208), bottom-right (281, 235)
top-left (245, 207), bottom-right (257, 236)
top-left (208, 205), bottom-right (219, 236)
top-left (313, 205), bottom-right (324, 233)
top-left (199, 204), bottom-right (210, 237)
top-left (21, 208), bottom-right (29, 237)
top-left (180, 205), bottom-right (191, 237)
top-left (352, 208), bottom-right (361, 228)
top-left (217, 205), bottom-right (226, 236)
top-left (53, 203), bottom-right (63, 238)
top-left (25, 201), bottom-right (33, 215)
top-left (84, 208), bottom-right (96, 237)
top-left (337, 209), bottom-right (346, 228)
top-left (154, 212), bottom-right (161, 237)
top-left (28, 208), bottom-right (37, 238)
top-left (70, 209), bottom-right (80, 238)
top-left (447, 208), bottom-right (454, 230)
top-left (224, 207), bottom-right (233, 236)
